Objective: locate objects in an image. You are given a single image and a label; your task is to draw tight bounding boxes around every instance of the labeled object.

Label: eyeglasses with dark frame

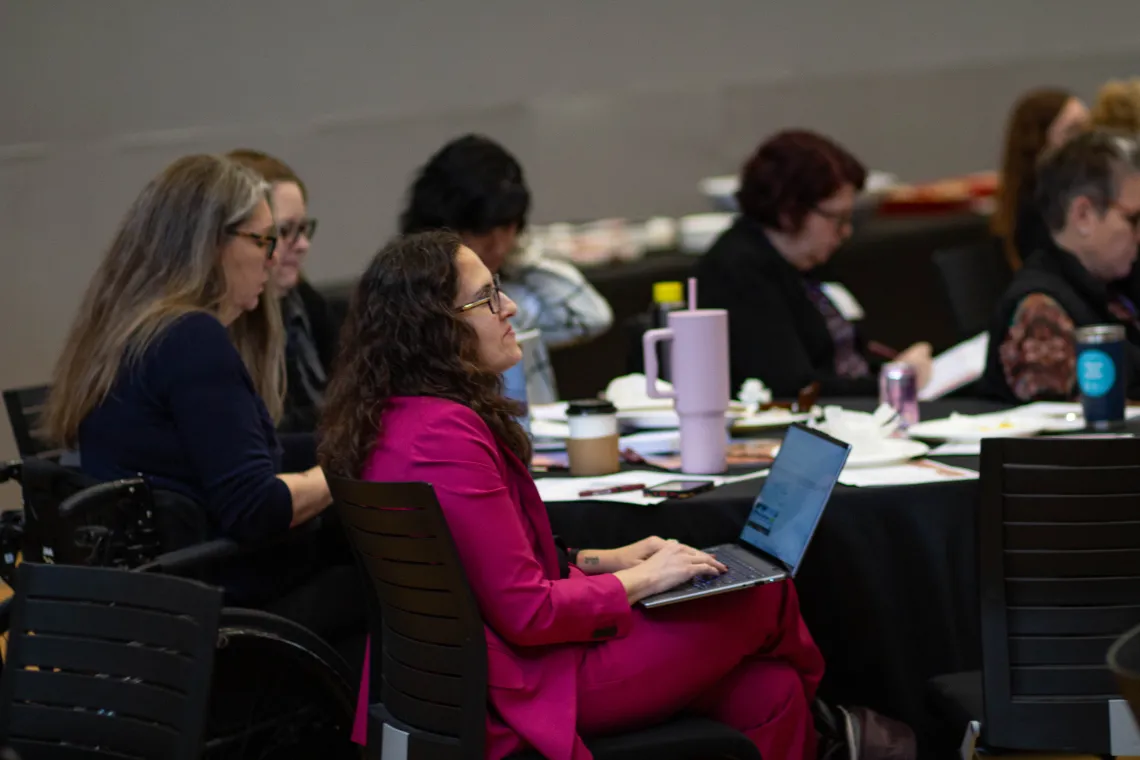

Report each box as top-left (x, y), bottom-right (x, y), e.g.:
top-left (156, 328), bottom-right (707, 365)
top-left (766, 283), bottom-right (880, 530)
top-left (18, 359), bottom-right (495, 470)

top-left (226, 225), bottom-right (278, 260)
top-left (813, 206), bottom-right (855, 229)
top-left (455, 274), bottom-right (503, 314)
top-left (278, 218), bottom-right (319, 245)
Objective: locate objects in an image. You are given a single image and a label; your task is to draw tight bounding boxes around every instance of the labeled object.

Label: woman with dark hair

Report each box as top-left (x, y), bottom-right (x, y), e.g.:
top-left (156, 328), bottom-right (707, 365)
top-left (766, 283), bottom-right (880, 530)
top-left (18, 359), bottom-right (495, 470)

top-left (992, 88), bottom-right (1090, 270)
top-left (696, 129), bottom-right (932, 396)
top-left (400, 134), bottom-right (612, 401)
top-left (320, 231), bottom-right (826, 760)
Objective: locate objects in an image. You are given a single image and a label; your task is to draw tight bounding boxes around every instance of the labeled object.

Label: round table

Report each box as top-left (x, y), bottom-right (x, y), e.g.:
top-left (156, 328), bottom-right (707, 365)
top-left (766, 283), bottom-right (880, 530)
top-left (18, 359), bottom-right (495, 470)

top-left (544, 398), bottom-right (1007, 750)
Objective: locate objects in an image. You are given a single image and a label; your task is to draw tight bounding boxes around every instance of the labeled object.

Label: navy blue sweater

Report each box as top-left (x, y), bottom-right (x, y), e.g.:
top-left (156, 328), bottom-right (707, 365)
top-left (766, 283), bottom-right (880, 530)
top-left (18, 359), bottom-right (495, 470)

top-left (80, 313), bottom-right (294, 563)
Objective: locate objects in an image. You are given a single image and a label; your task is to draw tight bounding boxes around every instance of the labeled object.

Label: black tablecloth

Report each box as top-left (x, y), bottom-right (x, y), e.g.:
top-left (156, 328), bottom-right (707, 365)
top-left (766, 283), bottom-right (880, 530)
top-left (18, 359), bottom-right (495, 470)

top-left (544, 398), bottom-right (1006, 751)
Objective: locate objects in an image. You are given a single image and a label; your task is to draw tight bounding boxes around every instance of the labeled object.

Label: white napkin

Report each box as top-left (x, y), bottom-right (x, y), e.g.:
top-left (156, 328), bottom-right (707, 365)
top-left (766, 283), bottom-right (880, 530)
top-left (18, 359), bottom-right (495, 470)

top-left (604, 374), bottom-right (673, 410)
top-left (819, 405), bottom-right (899, 445)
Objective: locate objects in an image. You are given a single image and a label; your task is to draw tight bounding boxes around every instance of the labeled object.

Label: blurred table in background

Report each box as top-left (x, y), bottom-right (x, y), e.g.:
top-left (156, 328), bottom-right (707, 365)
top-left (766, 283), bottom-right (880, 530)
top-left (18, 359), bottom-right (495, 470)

top-left (319, 211), bottom-right (991, 400)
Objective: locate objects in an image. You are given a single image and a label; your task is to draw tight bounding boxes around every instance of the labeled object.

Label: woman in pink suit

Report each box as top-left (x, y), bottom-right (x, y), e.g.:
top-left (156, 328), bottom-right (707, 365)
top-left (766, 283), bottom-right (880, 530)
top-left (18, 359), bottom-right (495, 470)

top-left (319, 231), bottom-right (826, 760)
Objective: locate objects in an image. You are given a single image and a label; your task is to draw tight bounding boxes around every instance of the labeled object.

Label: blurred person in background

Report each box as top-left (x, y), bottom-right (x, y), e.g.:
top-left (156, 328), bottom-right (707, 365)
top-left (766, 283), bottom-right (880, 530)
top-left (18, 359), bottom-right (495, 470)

top-left (992, 88), bottom-right (1090, 271)
top-left (696, 129), bottom-right (932, 397)
top-left (984, 130), bottom-right (1140, 402)
top-left (400, 134), bottom-right (613, 402)
top-left (229, 149), bottom-right (336, 436)
top-left (1090, 79), bottom-right (1140, 133)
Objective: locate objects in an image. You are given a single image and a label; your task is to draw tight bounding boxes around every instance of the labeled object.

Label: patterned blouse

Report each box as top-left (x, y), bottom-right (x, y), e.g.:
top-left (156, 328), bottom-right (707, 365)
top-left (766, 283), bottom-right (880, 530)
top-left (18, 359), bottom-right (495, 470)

top-left (802, 280), bottom-right (870, 379)
top-left (1000, 291), bottom-right (1139, 401)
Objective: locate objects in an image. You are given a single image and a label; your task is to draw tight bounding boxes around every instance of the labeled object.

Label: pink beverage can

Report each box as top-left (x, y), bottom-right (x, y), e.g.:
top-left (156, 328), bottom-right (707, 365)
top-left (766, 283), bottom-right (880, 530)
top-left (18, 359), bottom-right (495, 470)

top-left (879, 362), bottom-right (919, 429)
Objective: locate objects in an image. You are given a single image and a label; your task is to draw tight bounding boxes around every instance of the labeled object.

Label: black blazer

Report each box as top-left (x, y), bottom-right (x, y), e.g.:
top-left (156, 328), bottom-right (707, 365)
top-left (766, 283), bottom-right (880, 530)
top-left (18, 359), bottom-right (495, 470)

top-left (695, 217), bottom-right (879, 397)
top-left (982, 238), bottom-right (1140, 402)
top-left (279, 278), bottom-right (339, 434)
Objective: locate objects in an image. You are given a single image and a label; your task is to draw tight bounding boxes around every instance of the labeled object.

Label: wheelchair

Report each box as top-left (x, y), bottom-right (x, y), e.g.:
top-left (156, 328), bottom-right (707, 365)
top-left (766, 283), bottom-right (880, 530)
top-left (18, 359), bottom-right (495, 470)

top-left (0, 457), bottom-right (363, 759)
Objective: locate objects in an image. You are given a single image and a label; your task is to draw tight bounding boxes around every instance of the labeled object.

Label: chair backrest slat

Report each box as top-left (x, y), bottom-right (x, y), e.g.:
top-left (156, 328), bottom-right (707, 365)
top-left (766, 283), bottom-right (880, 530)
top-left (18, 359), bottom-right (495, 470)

top-left (9, 669), bottom-right (184, 727)
top-left (1006, 494), bottom-right (1140, 521)
top-left (9, 738), bottom-right (143, 760)
top-left (1005, 548), bottom-right (1140, 578)
top-left (22, 598), bottom-right (203, 651)
top-left (384, 626), bottom-right (465, 675)
top-left (328, 476), bottom-right (488, 758)
top-left (8, 703), bottom-right (179, 758)
top-left (1007, 577), bottom-right (1140, 606)
top-left (382, 650), bottom-right (464, 707)
top-left (1012, 635), bottom-right (1120, 666)
top-left (1010, 666), bottom-right (1116, 698)
top-left (979, 437), bottom-right (1140, 753)
top-left (1007, 605), bottom-right (1140, 637)
top-left (1005, 520), bottom-right (1140, 550)
top-left (0, 563), bottom-right (222, 760)
top-left (383, 605), bottom-right (465, 646)
top-left (380, 681), bottom-right (465, 738)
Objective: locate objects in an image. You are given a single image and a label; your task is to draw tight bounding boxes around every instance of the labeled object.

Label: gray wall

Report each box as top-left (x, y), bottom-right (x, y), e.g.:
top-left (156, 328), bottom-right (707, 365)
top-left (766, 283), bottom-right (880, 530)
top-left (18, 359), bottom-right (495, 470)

top-left (2, 0), bottom-right (1140, 464)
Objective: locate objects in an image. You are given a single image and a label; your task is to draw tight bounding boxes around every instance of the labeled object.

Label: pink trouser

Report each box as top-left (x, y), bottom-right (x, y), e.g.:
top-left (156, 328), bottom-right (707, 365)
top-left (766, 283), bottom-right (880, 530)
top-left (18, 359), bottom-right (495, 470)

top-left (576, 580), bottom-right (824, 760)
top-left (354, 580), bottom-right (824, 759)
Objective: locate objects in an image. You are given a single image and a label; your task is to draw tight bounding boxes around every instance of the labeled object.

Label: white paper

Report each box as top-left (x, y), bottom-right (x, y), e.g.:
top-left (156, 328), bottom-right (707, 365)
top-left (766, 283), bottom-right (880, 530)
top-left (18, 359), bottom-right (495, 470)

top-left (928, 442), bottom-right (982, 457)
top-left (536, 468), bottom-right (769, 505)
top-left (838, 459), bottom-right (978, 487)
top-left (820, 282), bottom-right (865, 321)
top-left (919, 333), bottom-right (989, 401)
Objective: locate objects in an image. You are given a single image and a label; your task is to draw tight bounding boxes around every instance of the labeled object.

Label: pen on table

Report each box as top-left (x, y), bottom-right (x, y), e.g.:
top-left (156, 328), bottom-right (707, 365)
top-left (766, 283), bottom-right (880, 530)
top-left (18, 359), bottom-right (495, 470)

top-left (866, 341), bottom-right (900, 361)
top-left (578, 483), bottom-right (647, 498)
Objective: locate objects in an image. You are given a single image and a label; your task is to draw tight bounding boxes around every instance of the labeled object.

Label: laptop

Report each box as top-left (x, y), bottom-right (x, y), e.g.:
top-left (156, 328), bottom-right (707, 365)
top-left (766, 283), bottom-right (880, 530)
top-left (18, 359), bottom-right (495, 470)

top-left (640, 423), bottom-right (851, 608)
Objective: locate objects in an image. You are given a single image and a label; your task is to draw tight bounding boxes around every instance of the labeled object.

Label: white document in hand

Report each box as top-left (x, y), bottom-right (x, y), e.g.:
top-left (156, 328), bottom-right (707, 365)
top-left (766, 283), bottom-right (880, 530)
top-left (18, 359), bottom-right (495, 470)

top-left (919, 333), bottom-right (990, 401)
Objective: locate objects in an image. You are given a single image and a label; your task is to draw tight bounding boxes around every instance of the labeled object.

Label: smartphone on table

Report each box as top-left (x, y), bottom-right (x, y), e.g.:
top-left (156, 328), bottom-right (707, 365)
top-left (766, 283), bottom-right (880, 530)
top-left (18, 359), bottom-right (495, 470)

top-left (643, 479), bottom-right (717, 499)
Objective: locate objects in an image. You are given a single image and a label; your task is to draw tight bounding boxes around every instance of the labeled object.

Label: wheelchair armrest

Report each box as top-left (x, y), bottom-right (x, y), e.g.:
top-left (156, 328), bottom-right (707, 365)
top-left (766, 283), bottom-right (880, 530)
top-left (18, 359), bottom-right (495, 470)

top-left (134, 537), bottom-right (243, 575)
top-left (0, 460), bottom-right (20, 485)
top-left (134, 517), bottom-right (324, 576)
top-left (58, 477), bottom-right (150, 520)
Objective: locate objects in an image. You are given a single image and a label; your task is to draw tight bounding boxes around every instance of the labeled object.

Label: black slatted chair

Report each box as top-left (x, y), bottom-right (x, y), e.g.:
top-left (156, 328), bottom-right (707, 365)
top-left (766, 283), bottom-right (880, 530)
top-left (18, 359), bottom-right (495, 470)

top-left (2, 385), bottom-right (55, 459)
top-left (327, 475), bottom-right (762, 760)
top-left (0, 562), bottom-right (223, 759)
top-left (927, 436), bottom-right (1140, 758)
top-left (0, 459), bottom-right (362, 759)
top-left (931, 240), bottom-right (1012, 341)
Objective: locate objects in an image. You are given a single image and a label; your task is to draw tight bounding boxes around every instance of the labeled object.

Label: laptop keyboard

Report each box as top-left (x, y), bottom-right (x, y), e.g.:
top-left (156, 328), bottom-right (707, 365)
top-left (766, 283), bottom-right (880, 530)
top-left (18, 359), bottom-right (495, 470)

top-left (689, 548), bottom-right (766, 591)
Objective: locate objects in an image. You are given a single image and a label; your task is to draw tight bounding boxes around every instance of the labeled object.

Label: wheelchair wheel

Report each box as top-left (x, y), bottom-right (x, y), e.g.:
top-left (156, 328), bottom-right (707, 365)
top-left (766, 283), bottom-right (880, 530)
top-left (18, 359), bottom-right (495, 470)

top-left (203, 608), bottom-right (363, 760)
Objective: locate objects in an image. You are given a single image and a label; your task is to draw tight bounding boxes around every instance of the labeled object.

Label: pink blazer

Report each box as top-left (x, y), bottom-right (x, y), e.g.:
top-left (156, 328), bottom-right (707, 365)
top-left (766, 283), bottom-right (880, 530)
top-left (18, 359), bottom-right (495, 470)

top-left (359, 397), bottom-right (632, 760)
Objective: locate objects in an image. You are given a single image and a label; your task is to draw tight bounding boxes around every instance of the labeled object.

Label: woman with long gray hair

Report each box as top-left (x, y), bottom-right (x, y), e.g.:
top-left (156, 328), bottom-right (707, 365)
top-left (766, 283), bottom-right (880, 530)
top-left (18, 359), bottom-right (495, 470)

top-left (43, 154), bottom-right (357, 637)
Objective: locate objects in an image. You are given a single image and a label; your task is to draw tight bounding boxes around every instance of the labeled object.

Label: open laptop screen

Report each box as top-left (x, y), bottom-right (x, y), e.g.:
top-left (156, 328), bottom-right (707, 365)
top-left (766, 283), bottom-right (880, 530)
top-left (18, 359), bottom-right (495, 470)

top-left (738, 425), bottom-right (850, 575)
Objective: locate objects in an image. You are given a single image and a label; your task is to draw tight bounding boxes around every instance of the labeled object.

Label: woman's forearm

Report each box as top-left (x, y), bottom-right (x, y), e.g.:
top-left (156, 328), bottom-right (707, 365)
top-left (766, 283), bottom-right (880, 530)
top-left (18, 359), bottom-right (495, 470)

top-left (574, 549), bottom-right (620, 574)
top-left (277, 466), bottom-right (332, 527)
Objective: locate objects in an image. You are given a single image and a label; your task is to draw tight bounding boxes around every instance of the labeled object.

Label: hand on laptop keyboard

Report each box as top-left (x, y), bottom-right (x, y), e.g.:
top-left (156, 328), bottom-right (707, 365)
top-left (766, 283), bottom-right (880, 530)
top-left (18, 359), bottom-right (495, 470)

top-left (616, 539), bottom-right (728, 603)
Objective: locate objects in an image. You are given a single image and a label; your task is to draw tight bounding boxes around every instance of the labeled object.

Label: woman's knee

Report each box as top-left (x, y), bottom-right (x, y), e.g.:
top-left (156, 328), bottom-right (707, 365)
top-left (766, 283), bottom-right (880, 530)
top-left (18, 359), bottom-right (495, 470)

top-left (707, 660), bottom-right (808, 729)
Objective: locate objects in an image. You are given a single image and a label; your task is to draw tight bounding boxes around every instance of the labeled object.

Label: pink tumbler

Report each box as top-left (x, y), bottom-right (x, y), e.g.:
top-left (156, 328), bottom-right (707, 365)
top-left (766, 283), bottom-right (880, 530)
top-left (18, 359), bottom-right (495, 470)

top-left (642, 308), bottom-right (731, 474)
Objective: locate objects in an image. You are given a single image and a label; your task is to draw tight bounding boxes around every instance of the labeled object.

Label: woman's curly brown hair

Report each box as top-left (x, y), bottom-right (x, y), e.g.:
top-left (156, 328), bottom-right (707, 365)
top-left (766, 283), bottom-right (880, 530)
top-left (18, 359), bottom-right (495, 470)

top-left (318, 230), bottom-right (530, 477)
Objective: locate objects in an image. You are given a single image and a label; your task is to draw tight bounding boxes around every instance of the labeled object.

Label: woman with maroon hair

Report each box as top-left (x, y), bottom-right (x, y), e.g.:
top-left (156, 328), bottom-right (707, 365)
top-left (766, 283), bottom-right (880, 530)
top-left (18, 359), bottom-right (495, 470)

top-left (696, 129), bottom-right (932, 397)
